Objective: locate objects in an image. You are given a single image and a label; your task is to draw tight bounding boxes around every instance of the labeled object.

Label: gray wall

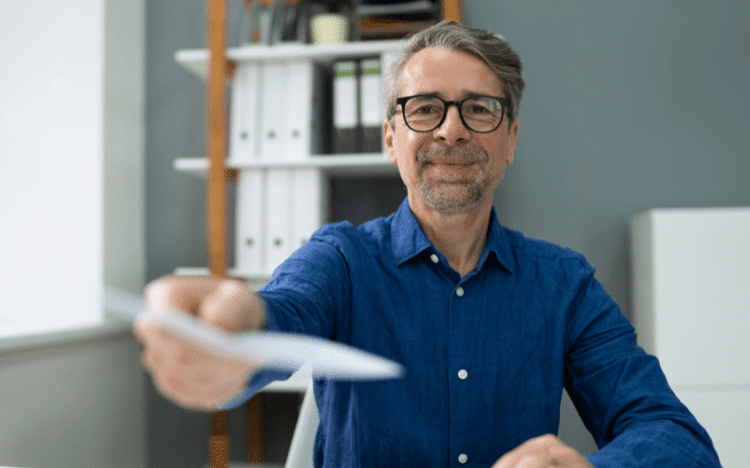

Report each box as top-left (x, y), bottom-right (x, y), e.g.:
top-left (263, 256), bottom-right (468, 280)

top-left (146, 0), bottom-right (750, 465)
top-left (477, 0), bottom-right (750, 316)
top-left (0, 333), bottom-right (145, 468)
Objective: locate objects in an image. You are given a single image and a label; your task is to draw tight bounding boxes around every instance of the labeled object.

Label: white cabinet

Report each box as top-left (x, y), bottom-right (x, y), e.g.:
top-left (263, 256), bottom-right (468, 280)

top-left (173, 41), bottom-right (403, 281)
top-left (629, 207), bottom-right (750, 467)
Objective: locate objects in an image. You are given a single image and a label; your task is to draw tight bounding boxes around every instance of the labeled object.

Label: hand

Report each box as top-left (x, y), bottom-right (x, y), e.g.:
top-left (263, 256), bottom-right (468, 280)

top-left (133, 275), bottom-right (267, 411)
top-left (491, 434), bottom-right (594, 468)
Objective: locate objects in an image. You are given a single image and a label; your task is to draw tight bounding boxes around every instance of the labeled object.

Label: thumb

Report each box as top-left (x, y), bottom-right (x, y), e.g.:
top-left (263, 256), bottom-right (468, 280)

top-left (198, 279), bottom-right (266, 332)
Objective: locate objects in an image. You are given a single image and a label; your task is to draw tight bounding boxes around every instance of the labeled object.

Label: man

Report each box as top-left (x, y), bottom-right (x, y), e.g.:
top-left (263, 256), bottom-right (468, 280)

top-left (137, 21), bottom-right (721, 467)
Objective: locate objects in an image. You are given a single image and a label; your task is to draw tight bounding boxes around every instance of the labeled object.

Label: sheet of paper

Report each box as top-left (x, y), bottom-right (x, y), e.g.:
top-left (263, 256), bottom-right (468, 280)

top-left (105, 286), bottom-right (405, 381)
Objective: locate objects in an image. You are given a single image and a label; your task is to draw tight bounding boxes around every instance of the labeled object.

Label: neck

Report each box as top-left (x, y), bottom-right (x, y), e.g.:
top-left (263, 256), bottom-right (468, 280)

top-left (409, 194), bottom-right (492, 278)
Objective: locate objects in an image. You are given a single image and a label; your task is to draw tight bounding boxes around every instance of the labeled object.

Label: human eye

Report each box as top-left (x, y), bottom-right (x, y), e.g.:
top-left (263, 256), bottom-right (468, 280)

top-left (406, 97), bottom-right (443, 118)
top-left (414, 104), bottom-right (440, 114)
top-left (463, 97), bottom-right (498, 115)
top-left (465, 104), bottom-right (490, 114)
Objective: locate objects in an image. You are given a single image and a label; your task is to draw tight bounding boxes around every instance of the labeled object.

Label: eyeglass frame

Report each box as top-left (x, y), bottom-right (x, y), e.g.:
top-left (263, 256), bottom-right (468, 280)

top-left (394, 94), bottom-right (511, 134)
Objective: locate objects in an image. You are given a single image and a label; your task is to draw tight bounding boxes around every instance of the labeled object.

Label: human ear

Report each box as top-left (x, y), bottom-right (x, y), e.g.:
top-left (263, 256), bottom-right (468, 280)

top-left (384, 119), bottom-right (397, 164)
top-left (507, 120), bottom-right (519, 164)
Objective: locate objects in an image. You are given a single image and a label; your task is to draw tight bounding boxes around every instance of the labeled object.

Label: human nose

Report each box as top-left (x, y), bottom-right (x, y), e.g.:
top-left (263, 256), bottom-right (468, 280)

top-left (433, 103), bottom-right (470, 145)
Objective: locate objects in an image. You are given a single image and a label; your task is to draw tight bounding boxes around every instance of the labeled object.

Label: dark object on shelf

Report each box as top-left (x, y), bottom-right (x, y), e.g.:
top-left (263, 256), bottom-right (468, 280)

top-left (236, 1), bottom-right (462, 45)
top-left (352, 0), bottom-right (440, 40)
top-left (237, 0), bottom-right (323, 45)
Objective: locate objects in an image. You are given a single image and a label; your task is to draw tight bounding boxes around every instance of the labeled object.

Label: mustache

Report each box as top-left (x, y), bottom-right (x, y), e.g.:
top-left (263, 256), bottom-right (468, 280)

top-left (416, 145), bottom-right (488, 163)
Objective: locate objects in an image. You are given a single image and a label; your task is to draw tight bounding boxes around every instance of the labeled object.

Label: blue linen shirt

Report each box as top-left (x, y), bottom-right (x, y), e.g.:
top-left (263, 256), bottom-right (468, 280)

top-left (232, 198), bottom-right (720, 467)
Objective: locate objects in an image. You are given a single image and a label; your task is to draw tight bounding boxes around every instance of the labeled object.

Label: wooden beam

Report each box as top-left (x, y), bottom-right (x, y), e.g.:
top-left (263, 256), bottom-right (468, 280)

top-left (441, 0), bottom-right (463, 23)
top-left (206, 0), bottom-right (230, 466)
top-left (247, 394), bottom-right (265, 463)
top-left (207, 0), bottom-right (228, 279)
top-left (209, 411), bottom-right (230, 468)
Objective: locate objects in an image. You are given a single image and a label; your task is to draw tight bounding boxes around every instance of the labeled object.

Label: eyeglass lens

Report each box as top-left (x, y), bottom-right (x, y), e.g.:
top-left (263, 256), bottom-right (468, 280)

top-left (403, 96), bottom-right (504, 132)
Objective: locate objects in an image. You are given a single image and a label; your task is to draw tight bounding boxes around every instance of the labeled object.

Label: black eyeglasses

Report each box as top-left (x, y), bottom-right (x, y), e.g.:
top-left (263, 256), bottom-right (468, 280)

top-left (395, 94), bottom-right (510, 133)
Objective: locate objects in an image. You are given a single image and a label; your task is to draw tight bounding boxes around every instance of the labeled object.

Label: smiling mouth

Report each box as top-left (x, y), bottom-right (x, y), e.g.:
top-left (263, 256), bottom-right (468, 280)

top-left (425, 156), bottom-right (478, 164)
top-left (425, 160), bottom-right (478, 168)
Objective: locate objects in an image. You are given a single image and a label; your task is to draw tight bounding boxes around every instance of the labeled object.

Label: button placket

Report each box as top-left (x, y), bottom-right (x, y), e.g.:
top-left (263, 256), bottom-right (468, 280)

top-left (449, 279), bottom-right (473, 468)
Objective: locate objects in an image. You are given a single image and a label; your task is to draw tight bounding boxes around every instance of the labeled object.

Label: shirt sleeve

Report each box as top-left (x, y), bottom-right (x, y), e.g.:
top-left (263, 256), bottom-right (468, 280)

top-left (562, 264), bottom-right (721, 467)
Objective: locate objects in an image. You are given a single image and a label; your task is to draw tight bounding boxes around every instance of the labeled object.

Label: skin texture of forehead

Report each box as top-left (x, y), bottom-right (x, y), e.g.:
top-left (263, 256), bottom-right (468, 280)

top-left (400, 47), bottom-right (504, 99)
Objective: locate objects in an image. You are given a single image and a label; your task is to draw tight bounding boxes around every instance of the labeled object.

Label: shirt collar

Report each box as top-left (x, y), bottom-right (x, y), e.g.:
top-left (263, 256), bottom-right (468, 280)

top-left (390, 197), bottom-right (516, 274)
top-left (484, 207), bottom-right (515, 274)
top-left (391, 198), bottom-right (433, 265)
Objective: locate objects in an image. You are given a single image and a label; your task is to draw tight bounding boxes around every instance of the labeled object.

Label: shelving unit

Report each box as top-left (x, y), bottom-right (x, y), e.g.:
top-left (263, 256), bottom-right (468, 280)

top-left (175, 40), bottom-right (403, 282)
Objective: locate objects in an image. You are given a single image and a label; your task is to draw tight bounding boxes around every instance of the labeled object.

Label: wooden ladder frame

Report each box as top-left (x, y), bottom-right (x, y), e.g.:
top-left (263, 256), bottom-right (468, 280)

top-left (202, 1), bottom-right (463, 466)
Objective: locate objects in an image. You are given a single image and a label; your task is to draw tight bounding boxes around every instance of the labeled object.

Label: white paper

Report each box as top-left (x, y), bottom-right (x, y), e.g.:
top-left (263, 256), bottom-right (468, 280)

top-left (105, 286), bottom-right (405, 381)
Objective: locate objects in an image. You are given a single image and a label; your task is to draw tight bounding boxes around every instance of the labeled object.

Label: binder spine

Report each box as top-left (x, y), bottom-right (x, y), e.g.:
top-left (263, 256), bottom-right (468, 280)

top-left (332, 60), bottom-right (359, 154)
top-left (359, 58), bottom-right (383, 154)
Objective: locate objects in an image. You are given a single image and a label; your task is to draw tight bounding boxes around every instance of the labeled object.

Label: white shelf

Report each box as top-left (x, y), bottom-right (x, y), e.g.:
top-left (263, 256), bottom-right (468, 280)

top-left (173, 154), bottom-right (399, 177)
top-left (174, 267), bottom-right (270, 291)
top-left (175, 40), bottom-right (405, 78)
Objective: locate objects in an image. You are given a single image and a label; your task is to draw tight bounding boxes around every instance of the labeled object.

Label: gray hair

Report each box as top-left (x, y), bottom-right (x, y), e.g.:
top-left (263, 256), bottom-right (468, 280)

top-left (384, 20), bottom-right (525, 128)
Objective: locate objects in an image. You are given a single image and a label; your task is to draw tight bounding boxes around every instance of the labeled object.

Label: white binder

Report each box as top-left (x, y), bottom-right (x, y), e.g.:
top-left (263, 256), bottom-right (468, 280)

top-left (359, 59), bottom-right (383, 125)
top-left (259, 59), bottom-right (314, 161)
top-left (359, 58), bottom-right (383, 153)
top-left (260, 61), bottom-right (287, 160)
top-left (292, 168), bottom-right (327, 251)
top-left (229, 63), bottom-right (261, 164)
top-left (266, 168), bottom-right (293, 271)
top-left (235, 169), bottom-right (266, 274)
top-left (285, 59), bottom-right (314, 161)
top-left (333, 60), bottom-right (358, 153)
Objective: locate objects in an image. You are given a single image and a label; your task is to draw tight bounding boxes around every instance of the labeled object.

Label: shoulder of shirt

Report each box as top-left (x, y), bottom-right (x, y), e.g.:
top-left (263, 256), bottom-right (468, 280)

top-left (308, 215), bottom-right (393, 251)
top-left (309, 217), bottom-right (591, 271)
top-left (500, 224), bottom-right (591, 270)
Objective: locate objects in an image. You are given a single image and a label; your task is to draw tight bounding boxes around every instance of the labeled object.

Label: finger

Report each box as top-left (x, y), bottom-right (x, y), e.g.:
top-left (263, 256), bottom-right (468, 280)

top-left (151, 358), bottom-right (249, 412)
top-left (133, 320), bottom-right (174, 348)
top-left (142, 335), bottom-right (254, 405)
top-left (145, 275), bottom-right (223, 315)
top-left (146, 352), bottom-right (220, 410)
top-left (548, 443), bottom-right (585, 464)
top-left (514, 454), bottom-right (549, 468)
top-left (492, 435), bottom-right (592, 468)
top-left (136, 325), bottom-right (187, 366)
top-left (491, 435), bottom-right (558, 468)
top-left (199, 279), bottom-right (266, 331)
top-left (140, 347), bottom-right (159, 373)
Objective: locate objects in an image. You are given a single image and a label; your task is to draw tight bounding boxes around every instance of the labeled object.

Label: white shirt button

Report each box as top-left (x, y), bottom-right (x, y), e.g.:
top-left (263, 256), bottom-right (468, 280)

top-left (458, 453), bottom-right (468, 464)
top-left (430, 253), bottom-right (439, 264)
top-left (458, 369), bottom-right (468, 380)
top-left (456, 286), bottom-right (464, 297)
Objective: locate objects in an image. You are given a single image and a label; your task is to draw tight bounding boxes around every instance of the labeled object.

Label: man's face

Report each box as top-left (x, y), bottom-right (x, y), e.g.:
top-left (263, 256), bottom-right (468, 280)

top-left (384, 47), bottom-right (519, 214)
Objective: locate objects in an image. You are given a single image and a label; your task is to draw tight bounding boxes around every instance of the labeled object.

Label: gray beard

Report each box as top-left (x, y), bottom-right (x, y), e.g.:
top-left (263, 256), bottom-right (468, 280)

top-left (416, 145), bottom-right (489, 211)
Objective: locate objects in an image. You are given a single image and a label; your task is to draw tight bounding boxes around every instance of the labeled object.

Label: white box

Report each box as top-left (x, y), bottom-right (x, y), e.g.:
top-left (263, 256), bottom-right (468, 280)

top-left (630, 207), bottom-right (750, 386)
